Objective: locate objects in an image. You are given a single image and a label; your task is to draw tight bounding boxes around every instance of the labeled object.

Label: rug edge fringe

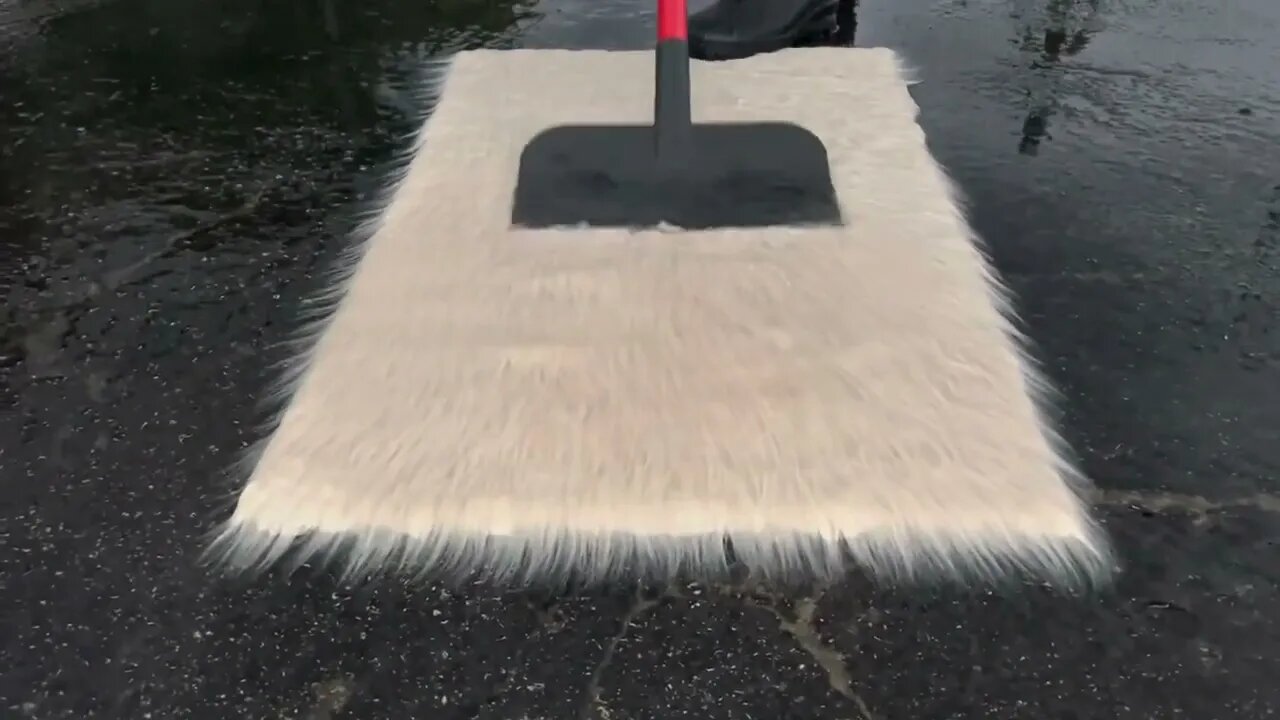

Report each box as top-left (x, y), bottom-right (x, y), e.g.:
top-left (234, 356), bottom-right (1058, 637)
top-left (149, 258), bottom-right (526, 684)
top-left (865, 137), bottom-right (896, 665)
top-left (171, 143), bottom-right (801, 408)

top-left (202, 516), bottom-right (1116, 594)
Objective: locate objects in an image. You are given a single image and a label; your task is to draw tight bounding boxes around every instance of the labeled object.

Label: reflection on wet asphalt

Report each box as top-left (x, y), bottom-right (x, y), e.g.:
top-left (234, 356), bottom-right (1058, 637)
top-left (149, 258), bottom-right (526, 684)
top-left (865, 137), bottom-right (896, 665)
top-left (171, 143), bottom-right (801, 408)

top-left (1, 0), bottom-right (1278, 717)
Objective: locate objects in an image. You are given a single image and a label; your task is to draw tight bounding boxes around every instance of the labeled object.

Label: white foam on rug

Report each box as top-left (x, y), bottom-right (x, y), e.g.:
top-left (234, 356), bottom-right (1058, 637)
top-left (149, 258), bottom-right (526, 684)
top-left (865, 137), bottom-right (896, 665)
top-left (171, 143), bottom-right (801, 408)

top-left (211, 48), bottom-right (1114, 588)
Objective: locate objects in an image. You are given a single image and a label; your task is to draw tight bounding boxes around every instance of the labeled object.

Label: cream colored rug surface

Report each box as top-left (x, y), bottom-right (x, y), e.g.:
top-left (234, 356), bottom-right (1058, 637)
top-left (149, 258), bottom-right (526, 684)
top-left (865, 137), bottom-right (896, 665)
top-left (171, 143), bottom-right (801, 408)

top-left (213, 48), bottom-right (1113, 588)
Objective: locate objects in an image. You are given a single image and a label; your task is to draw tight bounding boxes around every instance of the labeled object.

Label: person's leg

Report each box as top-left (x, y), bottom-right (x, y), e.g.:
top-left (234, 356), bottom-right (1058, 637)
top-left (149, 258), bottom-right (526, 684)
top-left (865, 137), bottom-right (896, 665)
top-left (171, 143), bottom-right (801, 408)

top-left (687, 0), bottom-right (841, 61)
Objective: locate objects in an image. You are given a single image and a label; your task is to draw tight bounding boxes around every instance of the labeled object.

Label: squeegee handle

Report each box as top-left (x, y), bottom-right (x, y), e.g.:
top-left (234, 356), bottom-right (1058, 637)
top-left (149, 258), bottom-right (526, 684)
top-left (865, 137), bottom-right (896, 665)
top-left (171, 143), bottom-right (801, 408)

top-left (654, 0), bottom-right (693, 159)
top-left (657, 0), bottom-right (688, 41)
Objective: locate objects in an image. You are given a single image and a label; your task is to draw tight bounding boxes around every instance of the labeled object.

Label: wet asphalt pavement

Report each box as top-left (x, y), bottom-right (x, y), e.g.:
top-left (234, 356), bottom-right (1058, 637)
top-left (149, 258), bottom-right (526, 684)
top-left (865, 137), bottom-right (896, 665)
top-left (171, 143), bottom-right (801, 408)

top-left (2, 0), bottom-right (1278, 717)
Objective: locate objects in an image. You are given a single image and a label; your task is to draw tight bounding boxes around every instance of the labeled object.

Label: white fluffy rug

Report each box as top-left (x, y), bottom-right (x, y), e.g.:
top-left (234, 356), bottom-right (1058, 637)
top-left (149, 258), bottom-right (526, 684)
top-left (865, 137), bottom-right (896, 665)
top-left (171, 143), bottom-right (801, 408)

top-left (211, 48), bottom-right (1113, 589)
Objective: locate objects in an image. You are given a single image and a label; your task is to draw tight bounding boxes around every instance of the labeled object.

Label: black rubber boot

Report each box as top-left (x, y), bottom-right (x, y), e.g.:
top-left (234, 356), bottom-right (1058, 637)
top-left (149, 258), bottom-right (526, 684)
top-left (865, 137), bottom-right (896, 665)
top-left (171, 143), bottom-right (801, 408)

top-left (688, 0), bottom-right (840, 61)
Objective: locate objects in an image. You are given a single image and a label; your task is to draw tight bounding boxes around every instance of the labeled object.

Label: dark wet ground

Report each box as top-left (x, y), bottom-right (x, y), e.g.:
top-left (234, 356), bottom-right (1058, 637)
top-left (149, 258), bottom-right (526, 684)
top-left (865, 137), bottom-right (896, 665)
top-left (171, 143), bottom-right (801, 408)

top-left (2, 0), bottom-right (1278, 717)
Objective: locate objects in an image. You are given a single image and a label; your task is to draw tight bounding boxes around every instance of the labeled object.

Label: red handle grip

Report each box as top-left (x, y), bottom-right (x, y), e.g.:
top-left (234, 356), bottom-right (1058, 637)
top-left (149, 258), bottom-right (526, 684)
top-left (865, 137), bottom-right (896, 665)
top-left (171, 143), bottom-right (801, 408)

top-left (657, 0), bottom-right (688, 41)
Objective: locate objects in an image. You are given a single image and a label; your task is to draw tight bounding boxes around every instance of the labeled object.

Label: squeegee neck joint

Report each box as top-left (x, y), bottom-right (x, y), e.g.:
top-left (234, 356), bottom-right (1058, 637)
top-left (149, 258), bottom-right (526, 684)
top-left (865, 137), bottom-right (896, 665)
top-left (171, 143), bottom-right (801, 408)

top-left (654, 0), bottom-right (693, 160)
